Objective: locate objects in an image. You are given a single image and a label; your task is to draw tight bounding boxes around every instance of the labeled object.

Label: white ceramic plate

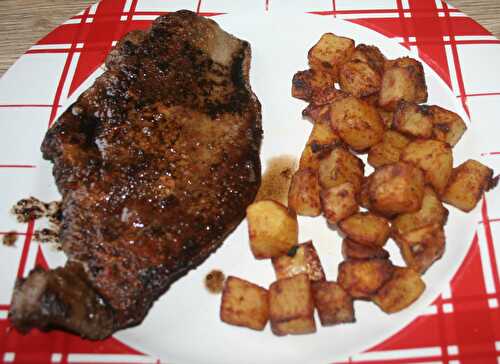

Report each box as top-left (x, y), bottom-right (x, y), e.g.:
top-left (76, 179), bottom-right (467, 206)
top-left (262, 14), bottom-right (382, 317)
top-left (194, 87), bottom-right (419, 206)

top-left (35, 10), bottom-right (481, 364)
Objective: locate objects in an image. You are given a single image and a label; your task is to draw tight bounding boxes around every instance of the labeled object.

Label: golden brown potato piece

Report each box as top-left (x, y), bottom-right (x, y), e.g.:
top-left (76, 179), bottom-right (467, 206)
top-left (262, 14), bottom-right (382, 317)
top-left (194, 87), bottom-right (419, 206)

top-left (369, 162), bottom-right (425, 215)
top-left (320, 182), bottom-right (359, 224)
top-left (338, 212), bottom-right (390, 247)
top-left (220, 276), bottom-right (269, 330)
top-left (339, 60), bottom-right (382, 98)
top-left (308, 33), bottom-right (355, 81)
top-left (392, 186), bottom-right (448, 236)
top-left (330, 95), bottom-right (385, 151)
top-left (247, 200), bottom-right (298, 259)
top-left (269, 273), bottom-right (316, 336)
top-left (312, 281), bottom-right (355, 326)
top-left (368, 130), bottom-right (410, 168)
top-left (351, 44), bottom-right (386, 74)
top-left (288, 169), bottom-right (321, 217)
top-left (428, 105), bottom-right (467, 147)
top-left (318, 146), bottom-right (364, 192)
top-left (341, 238), bottom-right (390, 260)
top-left (401, 139), bottom-right (453, 195)
top-left (372, 267), bottom-right (425, 313)
top-left (291, 69), bottom-right (343, 105)
top-left (393, 101), bottom-right (434, 138)
top-left (272, 241), bottom-right (326, 282)
top-left (379, 57), bottom-right (427, 111)
top-left (338, 258), bottom-right (394, 299)
top-left (393, 224), bottom-right (445, 274)
top-left (299, 120), bottom-right (342, 170)
top-left (442, 159), bottom-right (496, 212)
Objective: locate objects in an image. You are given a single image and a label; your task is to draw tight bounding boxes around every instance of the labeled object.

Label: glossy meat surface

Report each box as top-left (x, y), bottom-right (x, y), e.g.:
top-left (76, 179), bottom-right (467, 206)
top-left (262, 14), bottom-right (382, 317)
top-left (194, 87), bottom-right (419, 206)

top-left (9, 10), bottom-right (262, 339)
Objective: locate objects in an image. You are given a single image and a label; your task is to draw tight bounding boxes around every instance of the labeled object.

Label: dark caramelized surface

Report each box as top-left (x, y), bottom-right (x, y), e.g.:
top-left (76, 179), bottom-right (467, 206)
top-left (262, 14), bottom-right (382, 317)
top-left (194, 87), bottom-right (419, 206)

top-left (10, 10), bottom-right (262, 339)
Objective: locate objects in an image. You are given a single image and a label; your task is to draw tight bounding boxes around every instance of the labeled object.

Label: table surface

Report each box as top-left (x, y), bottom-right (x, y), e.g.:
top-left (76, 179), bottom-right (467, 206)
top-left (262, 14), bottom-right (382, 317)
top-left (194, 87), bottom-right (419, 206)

top-left (1, 0), bottom-right (500, 77)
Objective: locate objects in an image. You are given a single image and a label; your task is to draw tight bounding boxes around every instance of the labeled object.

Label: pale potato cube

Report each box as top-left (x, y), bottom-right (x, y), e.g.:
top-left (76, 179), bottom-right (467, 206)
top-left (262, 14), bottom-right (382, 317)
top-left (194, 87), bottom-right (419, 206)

top-left (379, 57), bottom-right (427, 111)
top-left (338, 212), bottom-right (390, 247)
top-left (330, 95), bottom-right (385, 151)
top-left (393, 224), bottom-right (445, 274)
top-left (320, 182), bottom-right (359, 224)
top-left (288, 169), bottom-right (321, 217)
top-left (373, 267), bottom-right (425, 313)
top-left (442, 159), bottom-right (496, 212)
top-left (272, 241), bottom-right (325, 282)
top-left (247, 200), bottom-right (298, 259)
top-left (392, 186), bottom-right (448, 236)
top-left (341, 238), bottom-right (390, 260)
top-left (318, 146), bottom-right (364, 192)
top-left (269, 273), bottom-right (316, 336)
top-left (308, 33), bottom-right (355, 80)
top-left (393, 101), bottom-right (433, 138)
top-left (312, 281), bottom-right (355, 326)
top-left (369, 162), bottom-right (425, 216)
top-left (338, 259), bottom-right (394, 299)
top-left (368, 130), bottom-right (410, 168)
top-left (401, 139), bottom-right (453, 195)
top-left (339, 60), bottom-right (382, 98)
top-left (220, 276), bottom-right (269, 330)
top-left (428, 105), bottom-right (467, 147)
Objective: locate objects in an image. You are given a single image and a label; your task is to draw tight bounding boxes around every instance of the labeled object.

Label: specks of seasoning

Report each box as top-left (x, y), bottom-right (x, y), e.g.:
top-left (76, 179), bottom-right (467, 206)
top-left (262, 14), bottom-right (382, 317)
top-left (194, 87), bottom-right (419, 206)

top-left (205, 269), bottom-right (225, 294)
top-left (33, 228), bottom-right (60, 244)
top-left (2, 231), bottom-right (17, 247)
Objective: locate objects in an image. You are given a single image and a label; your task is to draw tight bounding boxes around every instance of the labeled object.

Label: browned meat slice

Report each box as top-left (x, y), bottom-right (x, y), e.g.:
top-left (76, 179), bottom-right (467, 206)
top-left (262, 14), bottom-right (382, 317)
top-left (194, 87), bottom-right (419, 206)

top-left (9, 10), bottom-right (262, 339)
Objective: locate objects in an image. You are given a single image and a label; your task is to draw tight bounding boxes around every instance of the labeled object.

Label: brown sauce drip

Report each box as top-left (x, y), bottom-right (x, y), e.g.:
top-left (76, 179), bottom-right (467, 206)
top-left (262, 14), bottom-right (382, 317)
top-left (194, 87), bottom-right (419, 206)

top-left (2, 231), bottom-right (18, 247)
top-left (255, 155), bottom-right (297, 206)
top-left (205, 269), bottom-right (225, 294)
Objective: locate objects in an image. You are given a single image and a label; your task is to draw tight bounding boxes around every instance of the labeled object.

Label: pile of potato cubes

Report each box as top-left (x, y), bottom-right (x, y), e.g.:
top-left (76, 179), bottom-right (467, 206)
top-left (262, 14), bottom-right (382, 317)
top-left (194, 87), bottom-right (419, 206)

top-left (219, 33), bottom-right (497, 336)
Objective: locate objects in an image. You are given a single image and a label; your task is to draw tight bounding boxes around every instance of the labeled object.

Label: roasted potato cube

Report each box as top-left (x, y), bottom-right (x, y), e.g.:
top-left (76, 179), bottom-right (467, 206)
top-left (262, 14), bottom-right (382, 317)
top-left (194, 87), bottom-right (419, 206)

top-left (272, 241), bottom-right (325, 282)
top-left (320, 182), bottom-right (359, 224)
top-left (288, 169), bottom-right (321, 217)
top-left (442, 159), bottom-right (496, 212)
top-left (428, 105), bottom-right (467, 147)
top-left (369, 162), bottom-right (425, 215)
top-left (401, 139), bottom-right (453, 195)
top-left (291, 69), bottom-right (343, 105)
top-left (368, 130), bottom-right (410, 168)
top-left (338, 212), bottom-right (390, 247)
top-left (339, 60), bottom-right (382, 98)
top-left (318, 146), bottom-right (364, 192)
top-left (393, 101), bottom-right (434, 138)
top-left (372, 267), bottom-right (425, 313)
top-left (393, 224), bottom-right (445, 274)
top-left (379, 57), bottom-right (427, 111)
top-left (308, 33), bottom-right (355, 80)
top-left (338, 259), bottom-right (394, 299)
top-left (330, 95), bottom-right (385, 151)
top-left (299, 120), bottom-right (342, 170)
top-left (247, 200), bottom-right (298, 259)
top-left (220, 276), bottom-right (269, 330)
top-left (312, 281), bottom-right (355, 325)
top-left (269, 273), bottom-right (316, 336)
top-left (392, 186), bottom-right (448, 236)
top-left (351, 44), bottom-right (386, 74)
top-left (341, 238), bottom-right (390, 260)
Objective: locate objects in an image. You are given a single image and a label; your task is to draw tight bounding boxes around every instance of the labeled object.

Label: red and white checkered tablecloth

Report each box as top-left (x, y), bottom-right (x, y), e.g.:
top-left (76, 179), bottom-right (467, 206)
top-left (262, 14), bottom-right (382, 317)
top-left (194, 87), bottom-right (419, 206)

top-left (0, 1), bottom-right (499, 363)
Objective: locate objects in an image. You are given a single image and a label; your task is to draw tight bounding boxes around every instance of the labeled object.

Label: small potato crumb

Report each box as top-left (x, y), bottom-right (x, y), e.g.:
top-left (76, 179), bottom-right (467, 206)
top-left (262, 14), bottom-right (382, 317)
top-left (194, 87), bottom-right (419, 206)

top-left (205, 270), bottom-right (226, 294)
